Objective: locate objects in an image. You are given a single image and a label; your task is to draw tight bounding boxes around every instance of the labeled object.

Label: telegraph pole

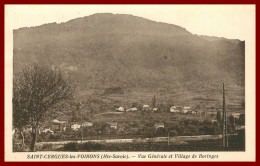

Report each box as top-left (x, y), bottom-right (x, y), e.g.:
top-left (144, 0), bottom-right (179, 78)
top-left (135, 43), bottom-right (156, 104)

top-left (79, 101), bottom-right (83, 143)
top-left (167, 129), bottom-right (170, 146)
top-left (222, 83), bottom-right (228, 147)
top-left (81, 109), bottom-right (83, 143)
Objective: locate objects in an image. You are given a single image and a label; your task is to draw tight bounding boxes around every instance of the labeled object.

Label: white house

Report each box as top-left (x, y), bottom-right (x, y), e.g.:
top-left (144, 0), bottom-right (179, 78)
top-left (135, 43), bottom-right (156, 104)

top-left (143, 104), bottom-right (149, 108)
top-left (52, 119), bottom-right (68, 132)
top-left (153, 108), bottom-right (159, 112)
top-left (182, 110), bottom-right (189, 114)
top-left (191, 110), bottom-right (197, 114)
top-left (184, 106), bottom-right (191, 110)
top-left (71, 124), bottom-right (81, 131)
top-left (126, 108), bottom-right (131, 112)
top-left (42, 128), bottom-right (54, 134)
top-left (235, 125), bottom-right (245, 130)
top-left (115, 106), bottom-right (124, 112)
top-left (170, 106), bottom-right (180, 113)
top-left (143, 104), bottom-right (150, 111)
top-left (154, 123), bottom-right (165, 129)
top-left (82, 122), bottom-right (93, 127)
top-left (52, 119), bottom-right (60, 124)
top-left (231, 113), bottom-right (241, 119)
top-left (108, 122), bottom-right (118, 129)
top-left (126, 107), bottom-right (138, 112)
top-left (132, 107), bottom-right (138, 111)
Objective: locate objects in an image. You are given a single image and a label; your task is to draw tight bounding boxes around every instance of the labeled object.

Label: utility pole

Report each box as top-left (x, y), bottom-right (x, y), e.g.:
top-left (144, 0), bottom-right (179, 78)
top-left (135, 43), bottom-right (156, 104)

top-left (222, 83), bottom-right (228, 147)
top-left (79, 101), bottom-right (83, 143)
top-left (152, 95), bottom-right (156, 107)
top-left (167, 129), bottom-right (170, 146)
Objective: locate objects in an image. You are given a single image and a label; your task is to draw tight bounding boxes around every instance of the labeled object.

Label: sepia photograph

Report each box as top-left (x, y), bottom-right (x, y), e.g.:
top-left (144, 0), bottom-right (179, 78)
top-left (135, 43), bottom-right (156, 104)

top-left (4, 4), bottom-right (256, 161)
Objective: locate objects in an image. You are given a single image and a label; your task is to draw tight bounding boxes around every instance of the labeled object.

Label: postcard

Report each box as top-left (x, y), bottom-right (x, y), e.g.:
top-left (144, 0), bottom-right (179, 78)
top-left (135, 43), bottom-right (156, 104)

top-left (4, 4), bottom-right (256, 162)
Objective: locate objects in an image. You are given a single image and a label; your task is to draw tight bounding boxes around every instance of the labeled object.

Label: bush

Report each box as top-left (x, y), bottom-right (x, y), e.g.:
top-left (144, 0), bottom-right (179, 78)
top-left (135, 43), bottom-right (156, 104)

top-left (104, 87), bottom-right (123, 95)
top-left (170, 130), bottom-right (178, 136)
top-left (63, 142), bottom-right (78, 151)
top-left (13, 144), bottom-right (30, 152)
top-left (40, 144), bottom-right (55, 151)
top-left (49, 133), bottom-right (64, 140)
top-left (80, 142), bottom-right (104, 151)
top-left (13, 144), bottom-right (23, 152)
top-left (237, 129), bottom-right (245, 146)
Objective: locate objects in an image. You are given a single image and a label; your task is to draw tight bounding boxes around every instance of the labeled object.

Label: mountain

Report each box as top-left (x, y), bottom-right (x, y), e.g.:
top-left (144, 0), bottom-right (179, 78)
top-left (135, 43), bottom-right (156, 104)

top-left (13, 13), bottom-right (245, 94)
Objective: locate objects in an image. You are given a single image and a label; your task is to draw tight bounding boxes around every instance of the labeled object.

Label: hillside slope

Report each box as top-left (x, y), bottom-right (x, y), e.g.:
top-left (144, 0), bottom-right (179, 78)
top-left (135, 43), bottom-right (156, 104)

top-left (13, 13), bottom-right (245, 93)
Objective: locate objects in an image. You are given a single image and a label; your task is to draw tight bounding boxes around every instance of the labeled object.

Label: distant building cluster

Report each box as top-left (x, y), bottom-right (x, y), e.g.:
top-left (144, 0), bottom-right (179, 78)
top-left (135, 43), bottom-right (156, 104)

top-left (114, 104), bottom-right (200, 115)
top-left (22, 105), bottom-right (244, 137)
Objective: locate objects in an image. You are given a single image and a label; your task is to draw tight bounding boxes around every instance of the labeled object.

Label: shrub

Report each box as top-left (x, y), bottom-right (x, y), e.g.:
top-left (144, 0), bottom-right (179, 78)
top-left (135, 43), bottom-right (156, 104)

top-left (63, 142), bottom-right (78, 151)
top-left (40, 144), bottom-right (55, 151)
top-left (80, 142), bottom-right (104, 151)
top-left (13, 143), bottom-right (30, 152)
top-left (170, 130), bottom-right (178, 136)
top-left (49, 133), bottom-right (64, 140)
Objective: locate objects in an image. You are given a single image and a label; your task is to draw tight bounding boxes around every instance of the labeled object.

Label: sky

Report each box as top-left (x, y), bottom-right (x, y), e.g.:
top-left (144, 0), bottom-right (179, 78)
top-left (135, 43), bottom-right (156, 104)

top-left (5, 5), bottom-right (255, 41)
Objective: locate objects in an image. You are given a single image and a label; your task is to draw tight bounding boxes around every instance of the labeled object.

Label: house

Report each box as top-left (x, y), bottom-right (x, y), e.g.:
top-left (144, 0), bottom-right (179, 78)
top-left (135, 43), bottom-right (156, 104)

top-left (154, 123), bottom-right (165, 129)
top-left (126, 107), bottom-right (138, 112)
top-left (207, 112), bottom-right (217, 115)
top-left (142, 104), bottom-right (150, 111)
top-left (170, 106), bottom-right (180, 113)
top-left (108, 122), bottom-right (118, 129)
top-left (71, 124), bottom-right (81, 131)
top-left (126, 108), bottom-right (132, 112)
top-left (42, 128), bottom-right (54, 134)
top-left (231, 113), bottom-right (241, 119)
top-left (52, 124), bottom-right (61, 132)
top-left (235, 125), bottom-right (245, 130)
top-left (51, 119), bottom-right (68, 132)
top-left (82, 122), bottom-right (93, 127)
top-left (132, 107), bottom-right (138, 111)
top-left (153, 107), bottom-right (159, 112)
top-left (143, 104), bottom-right (150, 109)
top-left (182, 110), bottom-right (189, 114)
top-left (115, 106), bottom-right (124, 112)
top-left (191, 110), bottom-right (197, 114)
top-left (24, 127), bottom-right (32, 132)
top-left (184, 106), bottom-right (191, 110)
top-left (52, 119), bottom-right (60, 124)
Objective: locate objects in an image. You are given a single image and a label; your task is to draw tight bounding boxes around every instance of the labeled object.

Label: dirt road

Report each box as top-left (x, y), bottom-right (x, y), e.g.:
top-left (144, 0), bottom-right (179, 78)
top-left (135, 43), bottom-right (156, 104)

top-left (37, 134), bottom-right (224, 145)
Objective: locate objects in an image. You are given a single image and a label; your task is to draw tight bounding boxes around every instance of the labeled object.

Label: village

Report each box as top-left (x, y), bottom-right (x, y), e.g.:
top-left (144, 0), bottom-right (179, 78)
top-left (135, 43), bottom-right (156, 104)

top-left (40, 104), bottom-right (202, 133)
top-left (14, 101), bottom-right (244, 145)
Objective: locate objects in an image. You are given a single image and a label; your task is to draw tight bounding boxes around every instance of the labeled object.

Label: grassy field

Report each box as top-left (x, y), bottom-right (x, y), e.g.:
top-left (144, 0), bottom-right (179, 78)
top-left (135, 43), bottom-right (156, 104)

top-left (39, 134), bottom-right (245, 152)
top-left (35, 85), bottom-right (244, 147)
top-left (54, 84), bottom-right (245, 129)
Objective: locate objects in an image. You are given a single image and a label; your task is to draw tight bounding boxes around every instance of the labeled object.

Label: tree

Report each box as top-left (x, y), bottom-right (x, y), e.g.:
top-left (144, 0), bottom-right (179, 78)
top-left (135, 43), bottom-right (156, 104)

top-left (152, 95), bottom-right (156, 107)
top-left (101, 123), bottom-right (111, 135)
top-left (227, 115), bottom-right (235, 133)
top-left (13, 64), bottom-right (74, 151)
top-left (216, 111), bottom-right (221, 123)
top-left (238, 114), bottom-right (245, 125)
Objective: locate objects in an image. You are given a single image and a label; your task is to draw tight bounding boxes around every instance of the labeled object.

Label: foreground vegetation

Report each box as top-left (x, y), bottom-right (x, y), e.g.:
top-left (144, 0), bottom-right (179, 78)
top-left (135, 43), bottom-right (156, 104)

top-left (14, 130), bottom-right (244, 152)
top-left (42, 131), bottom-right (245, 152)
